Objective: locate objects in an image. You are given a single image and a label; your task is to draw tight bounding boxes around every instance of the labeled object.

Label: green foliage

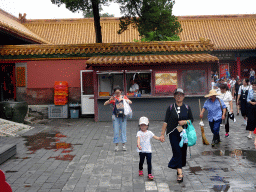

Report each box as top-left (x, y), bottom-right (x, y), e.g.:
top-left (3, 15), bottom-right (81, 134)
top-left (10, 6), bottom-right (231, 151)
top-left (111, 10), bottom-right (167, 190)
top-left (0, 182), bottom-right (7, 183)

top-left (117, 0), bottom-right (182, 42)
top-left (134, 31), bottom-right (180, 42)
top-left (51, 0), bottom-right (113, 13)
top-left (84, 11), bottom-right (114, 18)
top-left (51, 0), bottom-right (114, 43)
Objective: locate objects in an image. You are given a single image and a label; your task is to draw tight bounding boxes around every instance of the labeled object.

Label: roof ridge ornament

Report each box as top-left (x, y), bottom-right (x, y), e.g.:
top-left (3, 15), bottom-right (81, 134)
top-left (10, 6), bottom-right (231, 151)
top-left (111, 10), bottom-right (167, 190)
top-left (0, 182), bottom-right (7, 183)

top-left (19, 13), bottom-right (27, 23)
top-left (0, 40), bottom-right (215, 59)
top-left (199, 37), bottom-right (211, 45)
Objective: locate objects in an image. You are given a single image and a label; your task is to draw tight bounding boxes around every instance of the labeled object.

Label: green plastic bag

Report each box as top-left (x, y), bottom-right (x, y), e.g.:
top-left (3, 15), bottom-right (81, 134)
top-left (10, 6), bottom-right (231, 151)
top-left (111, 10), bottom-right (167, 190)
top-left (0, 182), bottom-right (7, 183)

top-left (186, 120), bottom-right (197, 146)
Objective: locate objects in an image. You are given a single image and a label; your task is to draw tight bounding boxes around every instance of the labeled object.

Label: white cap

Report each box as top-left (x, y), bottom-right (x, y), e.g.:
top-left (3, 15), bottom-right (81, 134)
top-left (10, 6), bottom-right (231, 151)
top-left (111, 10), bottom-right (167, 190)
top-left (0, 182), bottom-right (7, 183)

top-left (174, 88), bottom-right (184, 94)
top-left (139, 116), bottom-right (149, 125)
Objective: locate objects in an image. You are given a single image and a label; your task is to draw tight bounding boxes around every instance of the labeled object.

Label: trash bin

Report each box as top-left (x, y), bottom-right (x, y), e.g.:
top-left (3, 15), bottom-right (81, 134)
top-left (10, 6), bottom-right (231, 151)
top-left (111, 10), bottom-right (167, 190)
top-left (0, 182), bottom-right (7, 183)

top-left (69, 103), bottom-right (80, 119)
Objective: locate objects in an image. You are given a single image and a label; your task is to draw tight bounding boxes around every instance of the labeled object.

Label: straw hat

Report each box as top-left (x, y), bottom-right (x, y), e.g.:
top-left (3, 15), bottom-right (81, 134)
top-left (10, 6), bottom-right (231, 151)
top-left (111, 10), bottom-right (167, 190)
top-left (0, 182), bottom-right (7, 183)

top-left (204, 89), bottom-right (221, 98)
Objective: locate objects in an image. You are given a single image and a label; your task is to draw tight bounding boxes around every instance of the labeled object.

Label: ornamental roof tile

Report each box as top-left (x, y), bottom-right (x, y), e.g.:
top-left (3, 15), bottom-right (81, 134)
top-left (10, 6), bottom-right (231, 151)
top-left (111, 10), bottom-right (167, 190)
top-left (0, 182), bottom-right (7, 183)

top-left (0, 9), bottom-right (50, 44)
top-left (0, 39), bottom-right (214, 58)
top-left (86, 54), bottom-right (219, 66)
top-left (22, 14), bottom-right (256, 50)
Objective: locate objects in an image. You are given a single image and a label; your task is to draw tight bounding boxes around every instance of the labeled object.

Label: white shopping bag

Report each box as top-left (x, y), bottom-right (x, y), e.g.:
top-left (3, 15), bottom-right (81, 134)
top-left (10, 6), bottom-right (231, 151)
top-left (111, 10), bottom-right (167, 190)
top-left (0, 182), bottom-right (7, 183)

top-left (124, 100), bottom-right (132, 118)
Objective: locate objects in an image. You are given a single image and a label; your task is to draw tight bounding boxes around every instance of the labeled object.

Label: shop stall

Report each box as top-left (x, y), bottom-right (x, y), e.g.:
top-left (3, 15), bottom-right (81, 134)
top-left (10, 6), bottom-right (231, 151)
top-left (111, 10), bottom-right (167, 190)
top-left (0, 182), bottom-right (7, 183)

top-left (84, 53), bottom-right (219, 121)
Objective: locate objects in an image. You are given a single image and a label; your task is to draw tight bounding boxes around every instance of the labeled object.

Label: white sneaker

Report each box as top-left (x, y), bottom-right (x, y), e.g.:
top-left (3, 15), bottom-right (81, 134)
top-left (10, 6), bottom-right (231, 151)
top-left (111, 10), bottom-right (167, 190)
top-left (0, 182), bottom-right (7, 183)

top-left (122, 145), bottom-right (127, 151)
top-left (115, 146), bottom-right (119, 151)
top-left (247, 134), bottom-right (252, 139)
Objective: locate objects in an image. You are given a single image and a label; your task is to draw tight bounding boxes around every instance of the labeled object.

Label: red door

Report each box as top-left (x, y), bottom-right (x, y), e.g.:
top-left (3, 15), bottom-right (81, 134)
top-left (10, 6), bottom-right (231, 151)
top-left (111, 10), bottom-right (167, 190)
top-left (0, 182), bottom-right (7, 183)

top-left (0, 64), bottom-right (16, 101)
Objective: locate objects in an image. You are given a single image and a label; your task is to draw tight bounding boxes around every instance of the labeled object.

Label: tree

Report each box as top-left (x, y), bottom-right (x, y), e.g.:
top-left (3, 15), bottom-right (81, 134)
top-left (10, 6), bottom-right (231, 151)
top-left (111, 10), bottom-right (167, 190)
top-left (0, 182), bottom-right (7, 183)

top-left (51, 0), bottom-right (114, 43)
top-left (117, 0), bottom-right (182, 41)
top-left (83, 11), bottom-right (114, 18)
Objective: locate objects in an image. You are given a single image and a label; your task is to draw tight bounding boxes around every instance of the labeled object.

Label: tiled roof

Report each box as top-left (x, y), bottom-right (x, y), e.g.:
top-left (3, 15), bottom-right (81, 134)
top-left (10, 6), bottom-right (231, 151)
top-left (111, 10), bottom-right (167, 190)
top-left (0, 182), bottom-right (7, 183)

top-left (24, 18), bottom-right (140, 45)
top-left (0, 39), bottom-right (214, 59)
top-left (179, 15), bottom-right (256, 50)
top-left (0, 9), bottom-right (50, 44)
top-left (23, 14), bottom-right (256, 50)
top-left (86, 54), bottom-right (219, 66)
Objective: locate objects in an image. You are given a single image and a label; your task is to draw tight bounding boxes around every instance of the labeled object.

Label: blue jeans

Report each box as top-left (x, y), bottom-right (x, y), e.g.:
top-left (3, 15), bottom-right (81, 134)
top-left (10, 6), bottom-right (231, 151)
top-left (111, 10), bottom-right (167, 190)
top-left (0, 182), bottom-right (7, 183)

top-left (112, 115), bottom-right (127, 144)
top-left (250, 76), bottom-right (255, 84)
top-left (209, 119), bottom-right (222, 135)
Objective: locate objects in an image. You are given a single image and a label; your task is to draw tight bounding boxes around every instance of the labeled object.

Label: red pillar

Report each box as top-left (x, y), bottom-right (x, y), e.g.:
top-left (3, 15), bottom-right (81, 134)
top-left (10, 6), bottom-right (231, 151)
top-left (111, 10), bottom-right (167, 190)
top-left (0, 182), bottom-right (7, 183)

top-left (237, 57), bottom-right (241, 78)
top-left (93, 70), bottom-right (98, 122)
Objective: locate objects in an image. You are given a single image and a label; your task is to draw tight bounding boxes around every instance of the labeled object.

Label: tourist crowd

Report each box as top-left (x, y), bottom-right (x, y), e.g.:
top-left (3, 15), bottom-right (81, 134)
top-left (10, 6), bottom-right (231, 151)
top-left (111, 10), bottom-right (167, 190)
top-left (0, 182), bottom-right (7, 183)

top-left (211, 69), bottom-right (256, 147)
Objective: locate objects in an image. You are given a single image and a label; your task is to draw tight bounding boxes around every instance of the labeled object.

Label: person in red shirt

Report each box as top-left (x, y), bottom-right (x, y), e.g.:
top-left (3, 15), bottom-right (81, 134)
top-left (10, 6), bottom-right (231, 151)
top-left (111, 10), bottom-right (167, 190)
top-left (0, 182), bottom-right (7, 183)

top-left (104, 86), bottom-right (132, 151)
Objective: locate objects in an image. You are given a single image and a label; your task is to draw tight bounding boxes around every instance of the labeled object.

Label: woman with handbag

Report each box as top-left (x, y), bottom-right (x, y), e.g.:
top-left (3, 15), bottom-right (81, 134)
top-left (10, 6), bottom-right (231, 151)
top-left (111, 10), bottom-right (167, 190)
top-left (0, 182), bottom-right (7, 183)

top-left (104, 86), bottom-right (132, 151)
top-left (200, 89), bottom-right (227, 146)
top-left (217, 84), bottom-right (233, 138)
top-left (159, 88), bottom-right (194, 183)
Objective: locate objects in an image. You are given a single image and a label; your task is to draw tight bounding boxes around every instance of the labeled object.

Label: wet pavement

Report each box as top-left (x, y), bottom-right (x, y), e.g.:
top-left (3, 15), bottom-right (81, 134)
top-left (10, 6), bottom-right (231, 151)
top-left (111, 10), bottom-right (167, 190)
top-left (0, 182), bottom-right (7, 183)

top-left (1, 114), bottom-right (256, 192)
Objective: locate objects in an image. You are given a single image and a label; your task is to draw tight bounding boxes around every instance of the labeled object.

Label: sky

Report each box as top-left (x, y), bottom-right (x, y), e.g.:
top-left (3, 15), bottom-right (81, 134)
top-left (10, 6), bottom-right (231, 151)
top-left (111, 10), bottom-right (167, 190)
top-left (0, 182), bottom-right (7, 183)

top-left (0, 0), bottom-right (256, 19)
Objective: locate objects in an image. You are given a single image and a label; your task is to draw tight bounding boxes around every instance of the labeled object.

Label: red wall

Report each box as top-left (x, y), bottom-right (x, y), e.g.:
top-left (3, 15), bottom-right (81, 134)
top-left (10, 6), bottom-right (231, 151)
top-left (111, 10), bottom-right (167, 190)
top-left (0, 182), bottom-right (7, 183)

top-left (27, 60), bottom-right (86, 88)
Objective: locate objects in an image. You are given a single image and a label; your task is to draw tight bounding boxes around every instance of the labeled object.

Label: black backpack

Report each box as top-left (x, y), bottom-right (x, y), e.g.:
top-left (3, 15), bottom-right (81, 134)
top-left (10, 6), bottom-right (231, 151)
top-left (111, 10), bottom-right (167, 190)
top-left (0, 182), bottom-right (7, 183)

top-left (114, 97), bottom-right (124, 117)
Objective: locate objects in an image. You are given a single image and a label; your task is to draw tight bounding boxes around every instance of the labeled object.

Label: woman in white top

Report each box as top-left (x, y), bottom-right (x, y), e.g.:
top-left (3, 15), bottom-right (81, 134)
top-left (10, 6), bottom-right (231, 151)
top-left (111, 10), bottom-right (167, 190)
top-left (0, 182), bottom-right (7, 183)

top-left (230, 77), bottom-right (236, 98)
top-left (217, 84), bottom-right (233, 137)
top-left (237, 78), bottom-right (252, 126)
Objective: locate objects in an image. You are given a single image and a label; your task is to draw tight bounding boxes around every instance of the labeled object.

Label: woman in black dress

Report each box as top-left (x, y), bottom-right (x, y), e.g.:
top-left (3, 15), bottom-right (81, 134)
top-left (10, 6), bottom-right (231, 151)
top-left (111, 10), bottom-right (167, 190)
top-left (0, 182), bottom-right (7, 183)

top-left (246, 81), bottom-right (256, 139)
top-left (234, 79), bottom-right (241, 115)
top-left (160, 88), bottom-right (193, 183)
top-left (237, 78), bottom-right (251, 125)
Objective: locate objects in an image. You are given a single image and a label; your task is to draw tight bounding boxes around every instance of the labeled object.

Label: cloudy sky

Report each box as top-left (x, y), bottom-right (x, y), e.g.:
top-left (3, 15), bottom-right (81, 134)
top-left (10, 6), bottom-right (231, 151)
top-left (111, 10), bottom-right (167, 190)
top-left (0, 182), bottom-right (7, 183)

top-left (0, 0), bottom-right (256, 19)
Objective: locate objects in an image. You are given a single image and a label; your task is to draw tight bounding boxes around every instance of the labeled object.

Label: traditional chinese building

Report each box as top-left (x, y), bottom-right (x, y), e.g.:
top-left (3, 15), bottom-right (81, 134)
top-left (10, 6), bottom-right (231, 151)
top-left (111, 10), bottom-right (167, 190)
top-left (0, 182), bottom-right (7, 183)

top-left (0, 9), bottom-right (255, 121)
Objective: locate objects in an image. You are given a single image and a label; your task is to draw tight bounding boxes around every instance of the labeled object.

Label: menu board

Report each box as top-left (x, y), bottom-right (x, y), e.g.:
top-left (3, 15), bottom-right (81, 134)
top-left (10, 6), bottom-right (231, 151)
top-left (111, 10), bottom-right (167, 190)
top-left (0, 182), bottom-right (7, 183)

top-left (155, 71), bottom-right (177, 94)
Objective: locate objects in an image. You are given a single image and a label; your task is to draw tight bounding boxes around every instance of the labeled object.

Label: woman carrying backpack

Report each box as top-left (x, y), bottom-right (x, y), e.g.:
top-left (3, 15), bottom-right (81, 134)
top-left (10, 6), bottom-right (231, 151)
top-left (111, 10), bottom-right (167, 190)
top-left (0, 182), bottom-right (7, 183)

top-left (159, 88), bottom-right (194, 183)
top-left (104, 86), bottom-right (132, 151)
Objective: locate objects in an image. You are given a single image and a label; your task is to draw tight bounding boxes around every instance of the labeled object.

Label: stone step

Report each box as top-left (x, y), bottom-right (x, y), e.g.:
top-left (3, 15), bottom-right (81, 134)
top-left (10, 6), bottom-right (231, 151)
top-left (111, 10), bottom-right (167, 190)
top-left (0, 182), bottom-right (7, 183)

top-left (0, 144), bottom-right (16, 165)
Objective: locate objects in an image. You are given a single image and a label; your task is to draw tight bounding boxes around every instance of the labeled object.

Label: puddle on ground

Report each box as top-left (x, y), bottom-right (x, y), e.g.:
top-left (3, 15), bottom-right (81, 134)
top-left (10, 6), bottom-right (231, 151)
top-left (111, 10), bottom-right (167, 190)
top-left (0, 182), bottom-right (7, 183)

top-left (212, 185), bottom-right (230, 192)
top-left (48, 154), bottom-right (75, 161)
top-left (210, 176), bottom-right (229, 183)
top-left (22, 131), bottom-right (75, 161)
top-left (13, 157), bottom-right (31, 160)
top-left (189, 166), bottom-right (229, 175)
top-left (190, 150), bottom-right (256, 191)
top-left (201, 149), bottom-right (256, 163)
top-left (5, 170), bottom-right (18, 173)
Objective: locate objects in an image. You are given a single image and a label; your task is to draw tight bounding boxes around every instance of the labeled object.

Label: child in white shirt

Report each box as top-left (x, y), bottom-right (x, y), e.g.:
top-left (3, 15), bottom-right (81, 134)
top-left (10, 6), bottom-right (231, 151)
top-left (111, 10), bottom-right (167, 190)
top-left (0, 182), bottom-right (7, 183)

top-left (137, 116), bottom-right (161, 180)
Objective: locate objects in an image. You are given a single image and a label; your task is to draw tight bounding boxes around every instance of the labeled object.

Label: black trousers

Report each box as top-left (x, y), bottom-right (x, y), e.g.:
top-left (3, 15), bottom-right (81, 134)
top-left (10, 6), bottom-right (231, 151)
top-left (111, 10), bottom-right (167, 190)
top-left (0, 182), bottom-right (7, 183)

top-left (225, 112), bottom-right (230, 133)
top-left (139, 152), bottom-right (152, 174)
top-left (246, 104), bottom-right (256, 131)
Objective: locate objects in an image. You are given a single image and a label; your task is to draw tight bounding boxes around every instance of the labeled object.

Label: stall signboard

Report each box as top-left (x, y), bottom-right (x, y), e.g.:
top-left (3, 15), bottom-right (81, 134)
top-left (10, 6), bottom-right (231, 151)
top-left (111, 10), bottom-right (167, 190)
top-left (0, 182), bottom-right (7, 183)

top-left (219, 64), bottom-right (229, 78)
top-left (155, 71), bottom-right (177, 94)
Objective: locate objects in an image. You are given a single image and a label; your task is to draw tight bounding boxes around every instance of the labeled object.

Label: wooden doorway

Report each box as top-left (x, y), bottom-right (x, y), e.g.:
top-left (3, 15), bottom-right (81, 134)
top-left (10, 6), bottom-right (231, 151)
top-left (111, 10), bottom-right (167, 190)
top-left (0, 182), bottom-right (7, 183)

top-left (0, 64), bottom-right (16, 101)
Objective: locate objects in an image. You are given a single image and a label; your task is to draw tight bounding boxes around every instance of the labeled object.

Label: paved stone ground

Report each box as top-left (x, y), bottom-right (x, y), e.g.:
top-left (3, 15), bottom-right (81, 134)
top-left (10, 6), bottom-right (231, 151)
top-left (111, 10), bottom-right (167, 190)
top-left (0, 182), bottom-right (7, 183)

top-left (1, 114), bottom-right (256, 192)
top-left (0, 118), bottom-right (34, 137)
